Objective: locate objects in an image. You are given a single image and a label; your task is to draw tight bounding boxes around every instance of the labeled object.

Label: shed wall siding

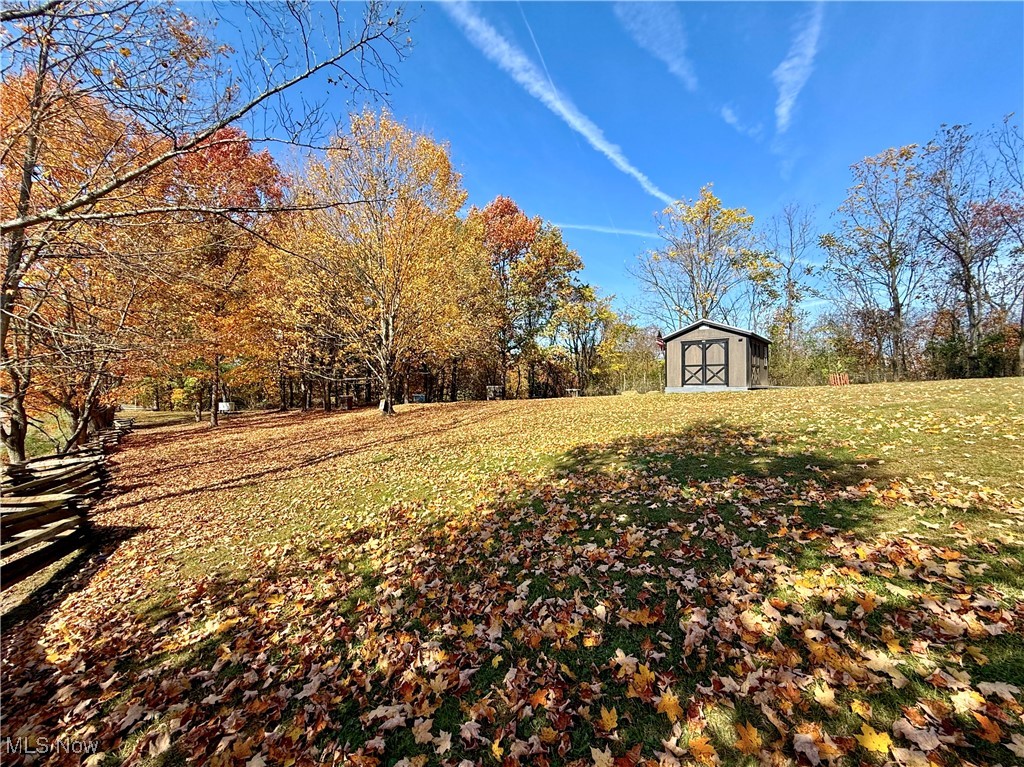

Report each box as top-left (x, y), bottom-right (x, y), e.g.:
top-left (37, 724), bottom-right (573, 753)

top-left (666, 328), bottom-right (750, 388)
top-left (666, 340), bottom-right (682, 388)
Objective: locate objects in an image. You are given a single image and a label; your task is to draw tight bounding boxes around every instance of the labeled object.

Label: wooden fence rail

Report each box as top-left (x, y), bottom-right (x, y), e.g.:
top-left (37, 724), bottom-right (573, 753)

top-left (1, 417), bottom-right (134, 590)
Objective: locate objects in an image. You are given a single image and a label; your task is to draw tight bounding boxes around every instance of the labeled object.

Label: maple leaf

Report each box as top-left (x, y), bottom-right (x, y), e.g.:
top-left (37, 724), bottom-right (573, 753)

top-left (1007, 733), bottom-right (1024, 758)
top-left (598, 705), bottom-right (618, 732)
top-left (687, 734), bottom-right (719, 765)
top-left (812, 682), bottom-right (837, 711)
top-left (612, 648), bottom-right (639, 678)
top-left (734, 722), bottom-right (762, 755)
top-left (411, 717), bottom-right (433, 744)
top-left (459, 720), bottom-right (482, 743)
top-left (656, 688), bottom-right (684, 723)
top-left (434, 730), bottom-right (452, 755)
top-left (855, 724), bottom-right (892, 754)
top-left (891, 747), bottom-right (930, 767)
top-left (591, 745), bottom-right (614, 767)
top-left (627, 664), bottom-right (655, 700)
top-left (850, 699), bottom-right (872, 720)
top-left (971, 712), bottom-right (1003, 743)
top-left (978, 681), bottom-right (1020, 701)
top-left (892, 718), bottom-right (941, 752)
top-left (793, 733), bottom-right (822, 766)
top-left (950, 689), bottom-right (985, 713)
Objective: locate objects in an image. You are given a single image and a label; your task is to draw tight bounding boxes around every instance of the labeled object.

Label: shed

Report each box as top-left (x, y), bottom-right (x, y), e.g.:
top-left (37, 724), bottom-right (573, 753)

top-left (662, 320), bottom-right (770, 392)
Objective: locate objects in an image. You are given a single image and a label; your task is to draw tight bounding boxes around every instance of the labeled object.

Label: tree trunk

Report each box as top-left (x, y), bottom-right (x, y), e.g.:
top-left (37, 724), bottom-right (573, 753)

top-left (1018, 301), bottom-right (1024, 376)
top-left (891, 293), bottom-right (906, 380)
top-left (2, 386), bottom-right (29, 463)
top-left (210, 354), bottom-right (220, 427)
top-left (450, 359), bottom-right (459, 402)
top-left (379, 371), bottom-right (395, 415)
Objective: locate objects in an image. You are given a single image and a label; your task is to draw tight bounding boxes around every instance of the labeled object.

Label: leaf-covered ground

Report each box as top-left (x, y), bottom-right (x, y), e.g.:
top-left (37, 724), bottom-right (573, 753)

top-left (2, 379), bottom-right (1023, 767)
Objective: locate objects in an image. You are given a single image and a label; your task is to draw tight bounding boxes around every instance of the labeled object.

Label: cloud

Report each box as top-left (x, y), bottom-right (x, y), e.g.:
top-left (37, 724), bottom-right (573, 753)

top-left (613, 2), bottom-right (697, 92)
top-left (720, 105), bottom-right (762, 139)
top-left (444, 1), bottom-right (674, 206)
top-left (772, 2), bottom-right (824, 134)
top-left (554, 223), bottom-right (659, 238)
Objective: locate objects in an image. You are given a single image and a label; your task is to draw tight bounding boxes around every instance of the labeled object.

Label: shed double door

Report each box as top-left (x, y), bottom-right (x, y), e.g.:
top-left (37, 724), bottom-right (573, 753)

top-left (681, 339), bottom-right (728, 386)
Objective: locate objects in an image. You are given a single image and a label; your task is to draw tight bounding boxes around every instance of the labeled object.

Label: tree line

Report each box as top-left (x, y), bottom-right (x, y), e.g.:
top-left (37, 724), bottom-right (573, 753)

top-left (631, 120), bottom-right (1023, 385)
top-left (2, 1), bottom-right (1019, 463)
top-left (0, 0), bottom-right (661, 461)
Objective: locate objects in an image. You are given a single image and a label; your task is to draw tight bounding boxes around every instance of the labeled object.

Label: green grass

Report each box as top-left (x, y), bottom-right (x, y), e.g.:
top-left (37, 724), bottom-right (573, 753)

top-left (2, 379), bottom-right (1022, 766)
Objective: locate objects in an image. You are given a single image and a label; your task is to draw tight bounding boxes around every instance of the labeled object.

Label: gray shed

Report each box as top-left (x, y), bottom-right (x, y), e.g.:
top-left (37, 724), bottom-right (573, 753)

top-left (662, 320), bottom-right (770, 392)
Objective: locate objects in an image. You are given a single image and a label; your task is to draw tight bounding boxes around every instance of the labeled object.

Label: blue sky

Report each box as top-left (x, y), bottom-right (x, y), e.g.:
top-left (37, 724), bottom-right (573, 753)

top-left (222, 2), bottom-right (1024, 317)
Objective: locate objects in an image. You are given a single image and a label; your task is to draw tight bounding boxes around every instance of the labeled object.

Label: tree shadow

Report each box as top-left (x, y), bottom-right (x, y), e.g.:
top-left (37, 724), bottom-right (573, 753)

top-left (2, 420), bottom-right (1019, 766)
top-left (99, 405), bottom-right (513, 512)
top-left (1, 523), bottom-right (147, 634)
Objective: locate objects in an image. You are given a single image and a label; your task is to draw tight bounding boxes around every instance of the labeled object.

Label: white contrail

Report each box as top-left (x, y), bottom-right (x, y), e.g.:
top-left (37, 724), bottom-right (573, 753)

top-left (720, 105), bottom-right (762, 139)
top-left (613, 2), bottom-right (697, 92)
top-left (443, 1), bottom-right (674, 206)
top-left (772, 2), bottom-right (825, 135)
top-left (554, 223), bottom-right (659, 238)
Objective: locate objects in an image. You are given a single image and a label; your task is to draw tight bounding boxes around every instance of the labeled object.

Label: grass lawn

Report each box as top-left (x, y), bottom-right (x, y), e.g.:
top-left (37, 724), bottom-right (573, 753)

top-left (2, 379), bottom-right (1023, 767)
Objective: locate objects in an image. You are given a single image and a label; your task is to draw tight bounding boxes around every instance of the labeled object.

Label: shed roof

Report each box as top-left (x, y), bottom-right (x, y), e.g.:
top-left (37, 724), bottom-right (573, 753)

top-left (662, 319), bottom-right (771, 345)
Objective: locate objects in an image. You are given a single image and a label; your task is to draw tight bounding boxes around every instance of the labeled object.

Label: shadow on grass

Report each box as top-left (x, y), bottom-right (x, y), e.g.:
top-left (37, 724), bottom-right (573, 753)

top-left (1, 524), bottom-right (147, 634)
top-left (2, 420), bottom-right (1020, 766)
top-left (101, 404), bottom-right (514, 509)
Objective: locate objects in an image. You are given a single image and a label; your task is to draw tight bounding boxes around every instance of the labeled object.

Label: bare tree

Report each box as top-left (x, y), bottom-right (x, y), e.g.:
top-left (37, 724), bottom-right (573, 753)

top-left (821, 146), bottom-right (928, 379)
top-left (990, 115), bottom-right (1024, 372)
top-left (918, 124), bottom-right (1015, 375)
top-left (763, 203), bottom-right (816, 364)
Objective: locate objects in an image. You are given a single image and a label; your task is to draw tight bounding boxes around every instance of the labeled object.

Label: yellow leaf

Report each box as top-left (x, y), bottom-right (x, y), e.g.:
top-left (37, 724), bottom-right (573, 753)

top-left (688, 734), bottom-right (719, 765)
top-left (851, 699), bottom-right (872, 720)
top-left (950, 689), bottom-right (985, 714)
top-left (813, 682), bottom-right (837, 711)
top-left (598, 705), bottom-right (618, 732)
top-left (591, 745), bottom-right (614, 767)
top-left (656, 687), bottom-right (684, 723)
top-left (855, 724), bottom-right (892, 754)
top-left (966, 646), bottom-right (989, 665)
top-left (734, 722), bottom-right (763, 755)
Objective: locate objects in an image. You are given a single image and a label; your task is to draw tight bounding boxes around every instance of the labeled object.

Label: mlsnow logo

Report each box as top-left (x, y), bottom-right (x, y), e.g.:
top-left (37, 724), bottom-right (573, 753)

top-left (3, 736), bottom-right (100, 755)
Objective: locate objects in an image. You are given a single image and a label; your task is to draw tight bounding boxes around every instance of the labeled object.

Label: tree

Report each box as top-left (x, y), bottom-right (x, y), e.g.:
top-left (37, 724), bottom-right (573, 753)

top-left (990, 115), bottom-right (1024, 372)
top-left (763, 203), bottom-right (817, 378)
top-left (165, 128), bottom-right (285, 426)
top-left (820, 145), bottom-right (928, 379)
top-left (478, 197), bottom-right (581, 397)
top-left (552, 284), bottom-right (615, 395)
top-left (411, 212), bottom-right (498, 402)
top-left (918, 125), bottom-right (1015, 375)
top-left (292, 109), bottom-right (467, 415)
top-left (631, 184), bottom-right (758, 329)
top-left (1, 0), bottom-right (410, 459)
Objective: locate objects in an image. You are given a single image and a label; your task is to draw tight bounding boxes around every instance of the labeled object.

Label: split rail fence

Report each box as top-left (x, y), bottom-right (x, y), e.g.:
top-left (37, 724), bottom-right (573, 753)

top-left (1, 417), bottom-right (134, 589)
